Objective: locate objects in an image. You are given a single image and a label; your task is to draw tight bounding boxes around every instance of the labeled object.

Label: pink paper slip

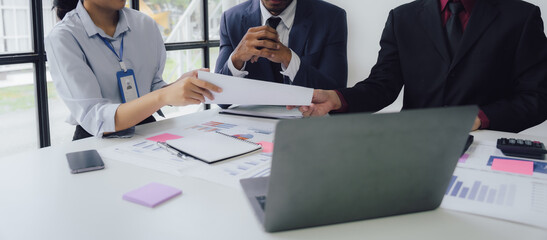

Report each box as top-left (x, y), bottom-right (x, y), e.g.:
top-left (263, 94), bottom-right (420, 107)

top-left (491, 158), bottom-right (534, 175)
top-left (258, 141), bottom-right (274, 153)
top-left (146, 133), bottom-right (182, 142)
top-left (459, 153), bottom-right (469, 163)
top-left (123, 182), bottom-right (182, 208)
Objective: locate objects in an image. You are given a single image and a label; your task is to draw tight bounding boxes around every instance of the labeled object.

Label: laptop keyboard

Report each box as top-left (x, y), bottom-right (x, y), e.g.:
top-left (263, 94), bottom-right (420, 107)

top-left (255, 195), bottom-right (267, 210)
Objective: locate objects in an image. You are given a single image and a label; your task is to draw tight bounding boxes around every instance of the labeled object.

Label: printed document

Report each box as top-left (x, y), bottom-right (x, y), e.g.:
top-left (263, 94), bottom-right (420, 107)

top-left (100, 115), bottom-right (276, 188)
top-left (441, 139), bottom-right (547, 229)
top-left (198, 71), bottom-right (313, 106)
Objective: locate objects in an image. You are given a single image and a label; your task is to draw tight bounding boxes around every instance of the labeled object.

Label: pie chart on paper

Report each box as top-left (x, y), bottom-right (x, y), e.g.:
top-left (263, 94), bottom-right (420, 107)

top-left (232, 134), bottom-right (254, 140)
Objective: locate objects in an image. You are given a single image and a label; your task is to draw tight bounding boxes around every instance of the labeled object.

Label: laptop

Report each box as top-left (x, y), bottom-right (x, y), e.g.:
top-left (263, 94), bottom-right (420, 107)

top-left (240, 106), bottom-right (478, 232)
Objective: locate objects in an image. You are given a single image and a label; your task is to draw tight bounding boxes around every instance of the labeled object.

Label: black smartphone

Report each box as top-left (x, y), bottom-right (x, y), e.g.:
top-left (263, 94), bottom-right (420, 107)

top-left (66, 149), bottom-right (105, 174)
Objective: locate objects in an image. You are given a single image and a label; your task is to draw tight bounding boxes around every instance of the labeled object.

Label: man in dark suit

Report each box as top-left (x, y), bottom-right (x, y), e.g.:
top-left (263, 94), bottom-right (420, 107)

top-left (295, 0), bottom-right (547, 133)
top-left (215, 0), bottom-right (348, 90)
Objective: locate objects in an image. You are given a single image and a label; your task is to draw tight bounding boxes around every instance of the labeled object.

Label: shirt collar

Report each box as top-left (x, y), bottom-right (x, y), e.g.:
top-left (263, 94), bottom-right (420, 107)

top-left (260, 0), bottom-right (297, 29)
top-left (114, 9), bottom-right (130, 37)
top-left (76, 0), bottom-right (130, 39)
top-left (440, 0), bottom-right (477, 14)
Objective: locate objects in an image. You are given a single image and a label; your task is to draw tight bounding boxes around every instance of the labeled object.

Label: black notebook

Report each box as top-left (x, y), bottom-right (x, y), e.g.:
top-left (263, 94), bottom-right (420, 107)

top-left (220, 105), bottom-right (303, 119)
top-left (165, 132), bottom-right (262, 164)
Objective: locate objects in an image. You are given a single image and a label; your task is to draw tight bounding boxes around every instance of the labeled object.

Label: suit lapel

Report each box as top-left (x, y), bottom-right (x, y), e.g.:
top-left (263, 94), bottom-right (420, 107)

top-left (289, 0), bottom-right (312, 56)
top-left (242, 0), bottom-right (261, 33)
top-left (450, 0), bottom-right (498, 70)
top-left (419, 0), bottom-right (451, 63)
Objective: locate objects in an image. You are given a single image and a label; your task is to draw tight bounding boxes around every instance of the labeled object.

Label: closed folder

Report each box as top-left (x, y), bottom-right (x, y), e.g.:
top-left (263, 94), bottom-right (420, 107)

top-left (165, 132), bottom-right (262, 164)
top-left (220, 105), bottom-right (303, 119)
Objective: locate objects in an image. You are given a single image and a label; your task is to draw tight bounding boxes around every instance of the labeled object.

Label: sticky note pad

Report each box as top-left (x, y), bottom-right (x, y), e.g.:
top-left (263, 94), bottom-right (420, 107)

top-left (258, 141), bottom-right (274, 153)
top-left (146, 133), bottom-right (183, 142)
top-left (123, 182), bottom-right (182, 208)
top-left (491, 158), bottom-right (534, 175)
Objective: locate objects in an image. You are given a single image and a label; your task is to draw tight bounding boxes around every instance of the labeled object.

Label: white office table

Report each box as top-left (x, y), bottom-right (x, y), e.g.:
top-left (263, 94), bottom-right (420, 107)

top-left (0, 110), bottom-right (546, 240)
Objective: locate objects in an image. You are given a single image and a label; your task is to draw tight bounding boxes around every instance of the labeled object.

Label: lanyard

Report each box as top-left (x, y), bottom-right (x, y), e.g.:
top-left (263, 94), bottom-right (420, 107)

top-left (98, 34), bottom-right (127, 72)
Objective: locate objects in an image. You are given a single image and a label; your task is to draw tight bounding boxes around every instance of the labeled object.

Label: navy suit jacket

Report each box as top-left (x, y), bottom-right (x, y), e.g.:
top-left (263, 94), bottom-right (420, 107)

top-left (339, 0), bottom-right (547, 132)
top-left (215, 0), bottom-right (348, 89)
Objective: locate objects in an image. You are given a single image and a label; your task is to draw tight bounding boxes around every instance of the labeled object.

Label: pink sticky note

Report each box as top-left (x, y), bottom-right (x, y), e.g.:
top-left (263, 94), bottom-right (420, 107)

top-left (459, 153), bottom-right (469, 163)
top-left (146, 133), bottom-right (182, 142)
top-left (491, 158), bottom-right (534, 175)
top-left (258, 141), bottom-right (274, 153)
top-left (123, 182), bottom-right (182, 208)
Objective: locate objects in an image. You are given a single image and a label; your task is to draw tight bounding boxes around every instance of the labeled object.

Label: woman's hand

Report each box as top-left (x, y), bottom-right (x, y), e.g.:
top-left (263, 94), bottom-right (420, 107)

top-left (159, 76), bottom-right (222, 106)
top-left (113, 72), bottom-right (221, 132)
top-left (164, 68), bottom-right (210, 88)
top-left (178, 68), bottom-right (209, 80)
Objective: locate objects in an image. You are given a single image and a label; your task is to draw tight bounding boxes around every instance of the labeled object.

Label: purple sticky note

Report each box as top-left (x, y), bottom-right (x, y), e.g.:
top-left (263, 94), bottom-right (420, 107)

top-left (146, 133), bottom-right (183, 142)
top-left (123, 182), bottom-right (182, 208)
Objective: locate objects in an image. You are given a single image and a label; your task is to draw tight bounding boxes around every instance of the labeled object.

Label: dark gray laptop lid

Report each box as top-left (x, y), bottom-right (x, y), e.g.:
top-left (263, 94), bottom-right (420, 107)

top-left (263, 106), bottom-right (478, 232)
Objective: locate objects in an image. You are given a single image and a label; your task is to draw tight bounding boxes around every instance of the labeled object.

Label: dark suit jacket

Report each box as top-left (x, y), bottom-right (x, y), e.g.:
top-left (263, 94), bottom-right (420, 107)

top-left (215, 0), bottom-right (348, 89)
top-left (339, 0), bottom-right (547, 132)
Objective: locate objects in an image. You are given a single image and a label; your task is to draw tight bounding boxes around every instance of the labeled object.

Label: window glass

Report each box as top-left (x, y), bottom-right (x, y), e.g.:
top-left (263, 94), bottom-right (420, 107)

top-left (46, 63), bottom-right (73, 146)
top-left (5, 39), bottom-right (15, 51)
top-left (0, 63), bottom-right (38, 157)
top-left (208, 0), bottom-right (245, 41)
top-left (44, 2), bottom-right (73, 147)
top-left (18, 38), bottom-right (29, 50)
top-left (3, 10), bottom-right (16, 35)
top-left (2, 0), bottom-right (19, 6)
top-left (208, 0), bottom-right (221, 40)
top-left (16, 9), bottom-right (29, 35)
top-left (207, 46), bottom-right (221, 110)
top-left (208, 46), bottom-right (219, 72)
top-left (0, 0), bottom-right (32, 53)
top-left (42, 0), bottom-right (57, 38)
top-left (163, 48), bottom-right (204, 83)
top-left (140, 0), bottom-right (204, 43)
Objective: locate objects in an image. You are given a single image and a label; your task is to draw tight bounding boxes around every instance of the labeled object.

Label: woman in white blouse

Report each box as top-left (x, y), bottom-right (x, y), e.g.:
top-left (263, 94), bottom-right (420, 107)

top-left (46, 0), bottom-right (221, 140)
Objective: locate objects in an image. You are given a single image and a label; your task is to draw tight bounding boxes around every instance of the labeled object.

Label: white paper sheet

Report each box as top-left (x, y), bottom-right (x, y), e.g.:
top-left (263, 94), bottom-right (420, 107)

top-left (198, 71), bottom-right (313, 106)
top-left (183, 152), bottom-right (272, 189)
top-left (441, 167), bottom-right (547, 229)
top-left (100, 138), bottom-right (206, 176)
top-left (101, 115), bottom-right (276, 188)
top-left (442, 139), bottom-right (547, 229)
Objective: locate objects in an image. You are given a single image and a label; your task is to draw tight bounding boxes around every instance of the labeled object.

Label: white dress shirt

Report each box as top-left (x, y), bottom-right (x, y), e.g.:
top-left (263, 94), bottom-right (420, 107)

top-left (228, 0), bottom-right (301, 82)
top-left (45, 1), bottom-right (166, 137)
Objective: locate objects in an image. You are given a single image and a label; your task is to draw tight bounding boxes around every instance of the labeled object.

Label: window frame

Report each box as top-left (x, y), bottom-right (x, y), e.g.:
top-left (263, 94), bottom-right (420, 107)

top-left (0, 0), bottom-right (220, 149)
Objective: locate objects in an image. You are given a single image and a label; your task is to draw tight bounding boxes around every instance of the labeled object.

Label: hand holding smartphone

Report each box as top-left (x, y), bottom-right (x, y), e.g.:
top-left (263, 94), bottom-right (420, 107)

top-left (66, 150), bottom-right (105, 174)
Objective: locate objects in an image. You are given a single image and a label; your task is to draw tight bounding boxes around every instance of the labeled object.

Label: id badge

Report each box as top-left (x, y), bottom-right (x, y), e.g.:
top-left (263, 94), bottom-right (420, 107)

top-left (117, 69), bottom-right (140, 103)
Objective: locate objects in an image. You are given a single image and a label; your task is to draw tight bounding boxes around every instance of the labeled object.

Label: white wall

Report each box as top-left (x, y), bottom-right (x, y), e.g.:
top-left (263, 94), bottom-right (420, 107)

top-left (325, 0), bottom-right (547, 136)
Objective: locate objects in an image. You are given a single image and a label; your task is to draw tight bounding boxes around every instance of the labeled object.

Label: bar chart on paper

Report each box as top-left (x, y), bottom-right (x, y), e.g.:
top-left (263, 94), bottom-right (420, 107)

top-left (185, 152), bottom-right (272, 189)
top-left (445, 175), bottom-right (516, 206)
top-left (441, 167), bottom-right (547, 229)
